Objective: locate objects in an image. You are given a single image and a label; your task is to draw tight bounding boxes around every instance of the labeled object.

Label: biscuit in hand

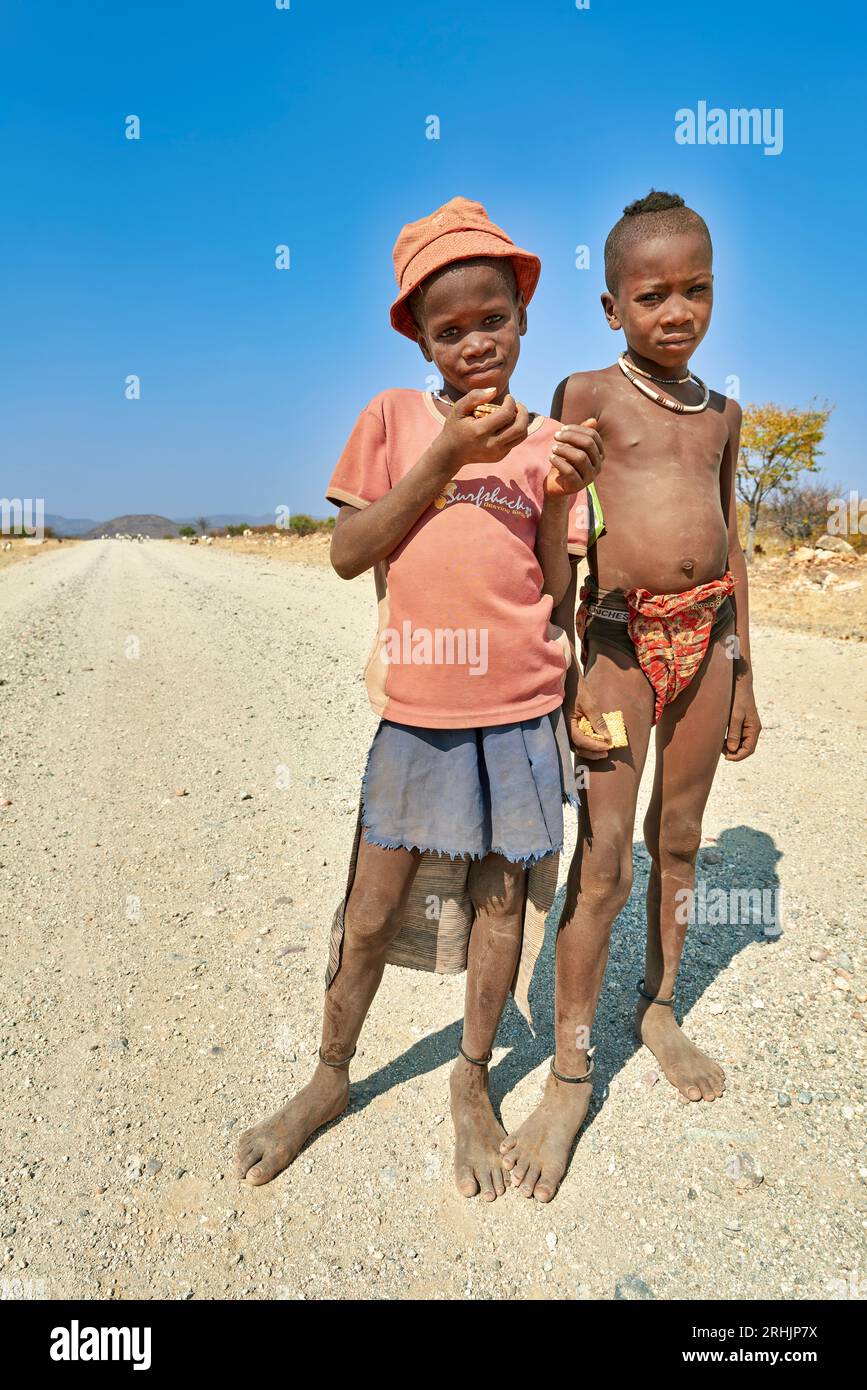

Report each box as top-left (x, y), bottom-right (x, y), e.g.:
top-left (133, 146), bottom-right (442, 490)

top-left (576, 709), bottom-right (628, 748)
top-left (472, 402), bottom-right (500, 418)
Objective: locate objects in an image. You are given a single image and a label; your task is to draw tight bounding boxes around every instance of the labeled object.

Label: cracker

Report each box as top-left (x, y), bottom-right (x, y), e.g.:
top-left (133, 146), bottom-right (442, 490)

top-left (472, 402), bottom-right (500, 418)
top-left (576, 709), bottom-right (628, 748)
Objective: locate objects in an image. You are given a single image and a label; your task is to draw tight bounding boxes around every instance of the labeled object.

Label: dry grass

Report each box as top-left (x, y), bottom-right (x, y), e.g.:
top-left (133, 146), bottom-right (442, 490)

top-left (747, 552), bottom-right (866, 642)
top-left (0, 537), bottom-right (79, 572)
top-left (173, 532), bottom-right (333, 565)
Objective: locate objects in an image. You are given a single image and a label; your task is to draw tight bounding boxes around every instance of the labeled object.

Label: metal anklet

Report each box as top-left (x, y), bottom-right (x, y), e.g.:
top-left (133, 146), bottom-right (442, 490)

top-left (637, 978), bottom-right (675, 1007)
top-left (550, 1056), bottom-right (595, 1084)
top-left (318, 1045), bottom-right (357, 1068)
top-left (459, 1042), bottom-right (493, 1066)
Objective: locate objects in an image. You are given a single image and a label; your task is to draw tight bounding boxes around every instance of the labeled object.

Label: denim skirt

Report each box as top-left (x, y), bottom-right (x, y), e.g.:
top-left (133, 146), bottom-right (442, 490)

top-left (360, 707), bottom-right (577, 866)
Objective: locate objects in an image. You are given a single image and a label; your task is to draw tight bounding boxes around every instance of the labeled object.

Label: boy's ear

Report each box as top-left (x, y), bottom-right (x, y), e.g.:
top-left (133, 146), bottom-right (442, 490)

top-left (601, 292), bottom-right (621, 332)
top-left (516, 292), bottom-right (527, 337)
top-left (415, 330), bottom-right (434, 364)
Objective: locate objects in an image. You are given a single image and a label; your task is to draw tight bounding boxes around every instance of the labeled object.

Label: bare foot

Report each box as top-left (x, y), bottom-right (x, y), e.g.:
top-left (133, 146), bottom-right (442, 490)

top-left (635, 999), bottom-right (725, 1102)
top-left (235, 1063), bottom-right (350, 1185)
top-left (499, 1070), bottom-right (592, 1202)
top-left (449, 1058), bottom-right (508, 1201)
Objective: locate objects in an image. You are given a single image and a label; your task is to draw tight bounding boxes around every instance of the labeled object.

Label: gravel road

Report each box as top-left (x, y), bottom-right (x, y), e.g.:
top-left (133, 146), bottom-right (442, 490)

top-left (1, 538), bottom-right (865, 1302)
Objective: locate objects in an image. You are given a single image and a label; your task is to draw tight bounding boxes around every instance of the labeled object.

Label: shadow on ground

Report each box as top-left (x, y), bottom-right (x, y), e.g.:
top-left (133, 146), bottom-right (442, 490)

top-left (351, 825), bottom-right (782, 1132)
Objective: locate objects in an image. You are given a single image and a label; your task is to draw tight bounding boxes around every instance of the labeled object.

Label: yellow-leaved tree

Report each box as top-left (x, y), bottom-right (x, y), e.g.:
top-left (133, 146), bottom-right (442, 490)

top-left (737, 403), bottom-right (831, 560)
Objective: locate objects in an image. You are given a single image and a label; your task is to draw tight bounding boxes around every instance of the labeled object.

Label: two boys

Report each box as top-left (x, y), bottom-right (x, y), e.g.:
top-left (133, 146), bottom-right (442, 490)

top-left (236, 190), bottom-right (760, 1203)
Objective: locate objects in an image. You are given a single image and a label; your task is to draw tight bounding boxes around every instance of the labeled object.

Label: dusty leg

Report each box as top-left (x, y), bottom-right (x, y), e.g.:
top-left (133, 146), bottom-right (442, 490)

top-left (501, 641), bottom-right (655, 1200)
top-left (637, 626), bottom-right (734, 1101)
top-left (451, 853), bottom-right (526, 1202)
top-left (235, 836), bottom-right (421, 1184)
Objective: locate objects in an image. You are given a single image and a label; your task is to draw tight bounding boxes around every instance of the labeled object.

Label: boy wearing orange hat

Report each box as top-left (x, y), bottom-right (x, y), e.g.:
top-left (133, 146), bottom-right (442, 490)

top-left (236, 197), bottom-right (607, 1199)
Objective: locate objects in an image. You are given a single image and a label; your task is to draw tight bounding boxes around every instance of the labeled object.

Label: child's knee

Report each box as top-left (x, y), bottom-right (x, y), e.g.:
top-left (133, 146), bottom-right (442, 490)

top-left (581, 840), bottom-right (633, 914)
top-left (345, 886), bottom-right (404, 953)
top-left (658, 813), bottom-right (702, 866)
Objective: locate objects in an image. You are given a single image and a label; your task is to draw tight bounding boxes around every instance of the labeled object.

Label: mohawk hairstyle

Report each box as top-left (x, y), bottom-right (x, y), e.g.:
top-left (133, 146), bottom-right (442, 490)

top-left (604, 190), bottom-right (712, 293)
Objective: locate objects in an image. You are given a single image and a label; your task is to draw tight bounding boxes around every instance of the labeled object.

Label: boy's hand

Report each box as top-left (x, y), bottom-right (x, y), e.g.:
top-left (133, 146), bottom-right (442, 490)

top-left (723, 678), bottom-right (762, 761)
top-left (438, 388), bottom-right (530, 471)
top-left (545, 418), bottom-right (603, 497)
top-left (568, 674), bottom-right (612, 760)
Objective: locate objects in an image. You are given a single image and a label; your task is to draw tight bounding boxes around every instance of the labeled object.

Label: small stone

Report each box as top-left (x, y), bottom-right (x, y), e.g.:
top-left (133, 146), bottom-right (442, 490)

top-left (406, 1248), bottom-right (418, 1260)
top-left (833, 978), bottom-right (851, 992)
top-left (303, 1162), bottom-right (312, 1175)
top-left (379, 1167), bottom-right (398, 1188)
top-left (725, 1153), bottom-right (764, 1188)
top-left (809, 947), bottom-right (829, 962)
top-left (702, 849), bottom-right (722, 865)
top-left (546, 1231), bottom-right (557, 1251)
top-left (751, 998), bottom-right (765, 1010)
top-left (614, 1275), bottom-right (655, 1300)
top-left (723, 1219), bottom-right (741, 1232)
top-left (642, 1069), bottom-right (659, 1088)
top-left (146, 1159), bottom-right (163, 1174)
top-left (798, 1091), bottom-right (813, 1105)
top-left (239, 792), bottom-right (252, 801)
top-left (175, 788), bottom-right (188, 797)
top-left (643, 1243), bottom-right (655, 1255)
top-left (777, 1092), bottom-right (791, 1108)
top-left (842, 1106), bottom-right (855, 1120)
top-left (708, 1002), bottom-right (725, 1015)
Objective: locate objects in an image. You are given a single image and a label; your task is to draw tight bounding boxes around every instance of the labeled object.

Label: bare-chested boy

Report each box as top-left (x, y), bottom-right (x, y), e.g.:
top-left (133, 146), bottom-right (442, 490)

top-left (501, 190), bottom-right (763, 1202)
top-left (235, 197), bottom-right (603, 1199)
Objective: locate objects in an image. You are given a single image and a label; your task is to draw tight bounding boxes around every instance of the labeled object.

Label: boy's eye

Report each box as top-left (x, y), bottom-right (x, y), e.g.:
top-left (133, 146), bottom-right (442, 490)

top-left (483, 314), bottom-right (504, 325)
top-left (637, 293), bottom-right (661, 303)
top-left (438, 327), bottom-right (459, 339)
top-left (688, 283), bottom-right (710, 295)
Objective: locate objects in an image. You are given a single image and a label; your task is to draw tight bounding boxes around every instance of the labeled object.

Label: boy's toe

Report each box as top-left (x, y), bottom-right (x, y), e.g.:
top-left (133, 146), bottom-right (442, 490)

top-left (478, 1170), bottom-right (497, 1202)
top-left (519, 1164), bottom-right (541, 1198)
top-left (491, 1166), bottom-right (507, 1197)
top-left (534, 1168), bottom-right (560, 1203)
top-left (455, 1166), bottom-right (480, 1198)
top-left (235, 1137), bottom-right (262, 1179)
top-left (245, 1150), bottom-right (286, 1185)
top-left (499, 1135), bottom-right (517, 1154)
top-left (509, 1155), bottom-right (530, 1187)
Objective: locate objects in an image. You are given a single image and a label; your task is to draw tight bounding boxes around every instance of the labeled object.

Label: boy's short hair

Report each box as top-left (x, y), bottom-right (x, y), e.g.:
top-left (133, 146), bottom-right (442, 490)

top-left (604, 190), bottom-right (712, 293)
top-left (408, 255), bottom-right (518, 333)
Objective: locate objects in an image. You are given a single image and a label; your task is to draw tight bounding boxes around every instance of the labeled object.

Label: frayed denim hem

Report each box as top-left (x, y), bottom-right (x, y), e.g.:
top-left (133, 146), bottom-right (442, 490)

top-left (360, 821), bottom-right (563, 868)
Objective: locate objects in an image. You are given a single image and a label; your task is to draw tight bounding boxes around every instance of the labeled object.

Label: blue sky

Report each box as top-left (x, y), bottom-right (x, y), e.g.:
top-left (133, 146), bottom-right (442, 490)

top-left (2, 0), bottom-right (865, 521)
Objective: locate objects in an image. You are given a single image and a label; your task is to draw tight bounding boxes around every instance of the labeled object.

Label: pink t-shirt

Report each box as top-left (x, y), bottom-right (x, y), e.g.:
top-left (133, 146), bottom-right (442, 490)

top-left (327, 389), bottom-right (591, 729)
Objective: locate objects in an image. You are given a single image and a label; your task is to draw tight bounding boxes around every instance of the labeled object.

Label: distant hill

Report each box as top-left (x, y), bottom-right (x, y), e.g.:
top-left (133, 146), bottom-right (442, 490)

top-left (47, 510), bottom-right (283, 537)
top-left (82, 514), bottom-right (181, 539)
top-left (44, 513), bottom-right (98, 537)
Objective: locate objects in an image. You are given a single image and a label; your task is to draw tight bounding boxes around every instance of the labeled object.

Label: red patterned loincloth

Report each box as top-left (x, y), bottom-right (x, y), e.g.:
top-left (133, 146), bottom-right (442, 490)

top-left (577, 573), bottom-right (736, 724)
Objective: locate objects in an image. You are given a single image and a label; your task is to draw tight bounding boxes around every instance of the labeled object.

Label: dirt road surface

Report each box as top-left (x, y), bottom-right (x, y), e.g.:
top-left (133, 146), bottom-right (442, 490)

top-left (1, 539), bottom-right (865, 1301)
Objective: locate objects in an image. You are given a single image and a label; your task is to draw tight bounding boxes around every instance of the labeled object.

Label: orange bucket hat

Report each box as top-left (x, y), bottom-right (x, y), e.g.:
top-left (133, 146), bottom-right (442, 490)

top-left (389, 196), bottom-right (541, 339)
